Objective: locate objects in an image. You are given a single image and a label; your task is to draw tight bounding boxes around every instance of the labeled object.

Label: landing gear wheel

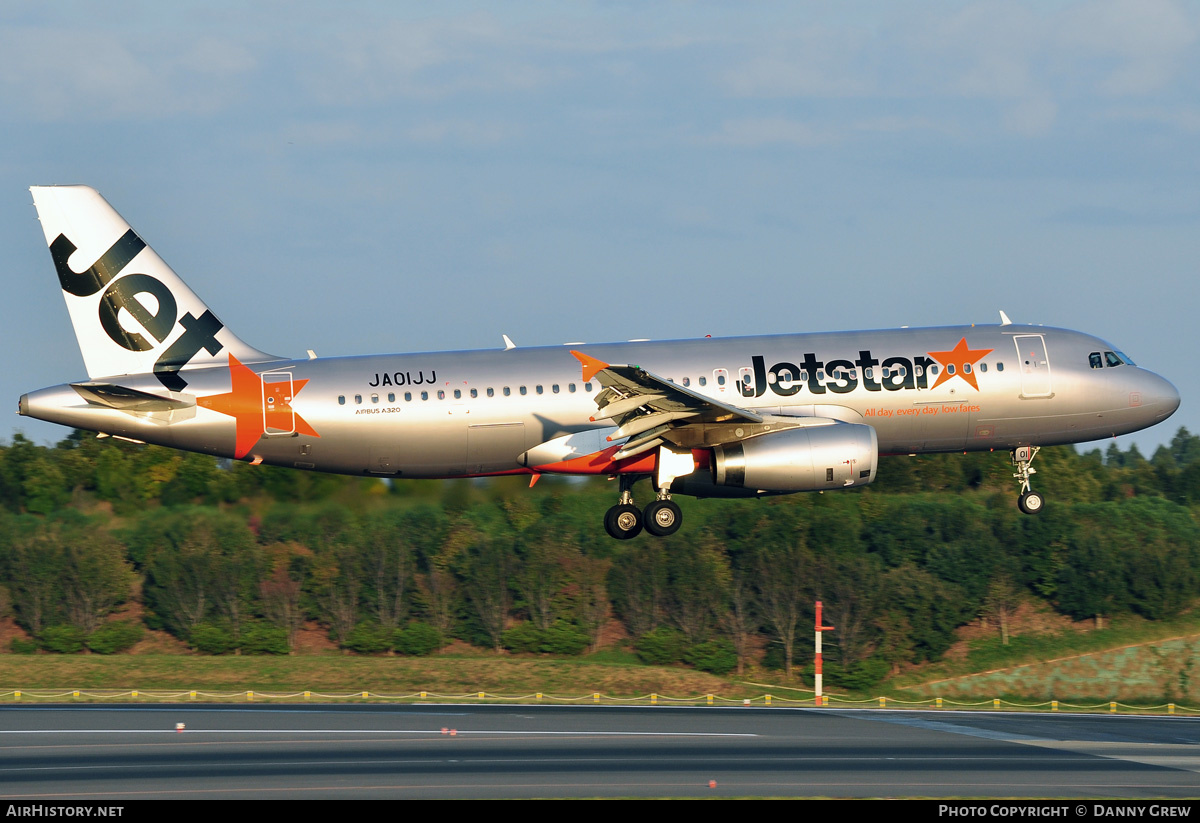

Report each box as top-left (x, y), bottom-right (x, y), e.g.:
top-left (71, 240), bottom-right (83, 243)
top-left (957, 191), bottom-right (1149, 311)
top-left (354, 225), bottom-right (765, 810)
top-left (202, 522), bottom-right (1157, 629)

top-left (643, 499), bottom-right (682, 537)
top-left (1018, 490), bottom-right (1044, 515)
top-left (604, 504), bottom-right (643, 540)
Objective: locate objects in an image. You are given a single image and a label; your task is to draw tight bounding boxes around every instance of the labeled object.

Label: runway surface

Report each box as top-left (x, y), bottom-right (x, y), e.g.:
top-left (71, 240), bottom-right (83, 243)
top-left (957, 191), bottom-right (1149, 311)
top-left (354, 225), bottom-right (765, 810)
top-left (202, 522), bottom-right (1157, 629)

top-left (1, 703), bottom-right (1199, 798)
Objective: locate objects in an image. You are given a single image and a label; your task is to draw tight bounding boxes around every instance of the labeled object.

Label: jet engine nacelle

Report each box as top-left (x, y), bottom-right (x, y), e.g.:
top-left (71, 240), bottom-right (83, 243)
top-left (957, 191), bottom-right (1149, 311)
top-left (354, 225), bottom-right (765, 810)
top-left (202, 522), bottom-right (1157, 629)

top-left (708, 422), bottom-right (878, 493)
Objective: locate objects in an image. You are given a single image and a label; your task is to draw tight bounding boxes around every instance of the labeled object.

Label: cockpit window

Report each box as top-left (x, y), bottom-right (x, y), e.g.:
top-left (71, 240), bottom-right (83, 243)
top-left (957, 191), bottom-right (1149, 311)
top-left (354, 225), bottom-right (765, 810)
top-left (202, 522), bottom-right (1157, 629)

top-left (1114, 350), bottom-right (1135, 366)
top-left (1089, 352), bottom-right (1103, 369)
top-left (1105, 351), bottom-right (1123, 367)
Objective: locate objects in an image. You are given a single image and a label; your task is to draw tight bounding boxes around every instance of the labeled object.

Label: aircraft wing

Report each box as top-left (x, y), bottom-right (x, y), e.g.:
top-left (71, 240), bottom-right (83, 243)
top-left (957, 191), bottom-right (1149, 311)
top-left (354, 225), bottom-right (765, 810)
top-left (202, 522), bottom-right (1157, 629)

top-left (570, 350), bottom-right (763, 460)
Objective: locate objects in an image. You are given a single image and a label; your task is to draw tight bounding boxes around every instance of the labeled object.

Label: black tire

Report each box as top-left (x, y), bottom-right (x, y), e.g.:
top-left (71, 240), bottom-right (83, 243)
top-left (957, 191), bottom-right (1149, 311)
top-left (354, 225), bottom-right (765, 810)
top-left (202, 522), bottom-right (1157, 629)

top-left (604, 504), bottom-right (643, 539)
top-left (643, 499), bottom-right (682, 537)
top-left (1018, 490), bottom-right (1045, 515)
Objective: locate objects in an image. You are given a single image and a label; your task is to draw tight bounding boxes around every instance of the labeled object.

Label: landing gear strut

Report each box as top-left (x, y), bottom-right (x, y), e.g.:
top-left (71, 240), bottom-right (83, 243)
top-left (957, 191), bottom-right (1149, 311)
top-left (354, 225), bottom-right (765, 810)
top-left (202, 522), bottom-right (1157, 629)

top-left (1012, 446), bottom-right (1044, 515)
top-left (604, 475), bottom-right (644, 540)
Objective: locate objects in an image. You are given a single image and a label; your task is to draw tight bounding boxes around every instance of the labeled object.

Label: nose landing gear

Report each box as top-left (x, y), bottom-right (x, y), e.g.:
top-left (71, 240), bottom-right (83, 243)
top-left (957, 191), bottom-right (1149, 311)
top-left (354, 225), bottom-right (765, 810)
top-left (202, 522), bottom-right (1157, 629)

top-left (1012, 446), bottom-right (1044, 515)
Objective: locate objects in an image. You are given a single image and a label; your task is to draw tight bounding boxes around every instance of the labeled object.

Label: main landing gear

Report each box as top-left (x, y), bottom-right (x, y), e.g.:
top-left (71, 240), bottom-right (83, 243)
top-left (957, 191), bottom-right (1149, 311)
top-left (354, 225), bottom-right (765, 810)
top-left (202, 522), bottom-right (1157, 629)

top-left (603, 475), bottom-right (683, 539)
top-left (1012, 446), bottom-right (1044, 515)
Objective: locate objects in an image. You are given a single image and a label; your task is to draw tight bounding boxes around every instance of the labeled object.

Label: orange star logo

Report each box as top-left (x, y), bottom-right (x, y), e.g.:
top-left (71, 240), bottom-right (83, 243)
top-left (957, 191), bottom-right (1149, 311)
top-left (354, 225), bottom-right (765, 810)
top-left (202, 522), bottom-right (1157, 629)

top-left (197, 354), bottom-right (319, 459)
top-left (926, 337), bottom-right (993, 391)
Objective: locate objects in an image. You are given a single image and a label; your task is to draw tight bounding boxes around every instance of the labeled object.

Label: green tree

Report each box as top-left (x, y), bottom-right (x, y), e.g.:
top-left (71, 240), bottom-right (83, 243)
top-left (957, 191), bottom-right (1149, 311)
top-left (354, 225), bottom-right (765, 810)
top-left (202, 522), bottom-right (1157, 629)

top-left (61, 532), bottom-right (134, 633)
top-left (665, 539), bottom-right (729, 645)
top-left (753, 535), bottom-right (813, 679)
top-left (465, 538), bottom-right (512, 652)
top-left (609, 541), bottom-right (668, 637)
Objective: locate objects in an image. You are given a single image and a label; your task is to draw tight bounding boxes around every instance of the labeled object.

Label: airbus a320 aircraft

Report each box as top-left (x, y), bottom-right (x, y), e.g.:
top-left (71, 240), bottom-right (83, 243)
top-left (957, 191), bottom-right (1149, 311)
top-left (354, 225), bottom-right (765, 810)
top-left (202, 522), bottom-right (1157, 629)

top-left (19, 186), bottom-right (1181, 539)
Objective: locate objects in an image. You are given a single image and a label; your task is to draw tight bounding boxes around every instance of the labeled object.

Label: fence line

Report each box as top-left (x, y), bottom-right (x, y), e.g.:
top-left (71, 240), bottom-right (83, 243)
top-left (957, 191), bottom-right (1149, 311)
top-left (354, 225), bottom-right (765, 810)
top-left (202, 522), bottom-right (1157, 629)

top-left (0, 689), bottom-right (1195, 714)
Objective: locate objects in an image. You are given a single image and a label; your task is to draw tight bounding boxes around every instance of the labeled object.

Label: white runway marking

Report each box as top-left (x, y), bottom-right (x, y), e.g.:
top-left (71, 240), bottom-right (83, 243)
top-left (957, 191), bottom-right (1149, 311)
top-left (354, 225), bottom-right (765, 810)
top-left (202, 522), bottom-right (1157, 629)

top-left (0, 728), bottom-right (757, 737)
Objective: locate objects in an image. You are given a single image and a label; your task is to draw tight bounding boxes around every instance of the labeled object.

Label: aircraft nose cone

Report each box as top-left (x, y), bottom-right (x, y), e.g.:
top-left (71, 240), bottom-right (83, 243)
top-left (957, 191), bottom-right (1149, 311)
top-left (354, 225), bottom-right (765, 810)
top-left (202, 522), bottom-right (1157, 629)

top-left (1143, 371), bottom-right (1180, 421)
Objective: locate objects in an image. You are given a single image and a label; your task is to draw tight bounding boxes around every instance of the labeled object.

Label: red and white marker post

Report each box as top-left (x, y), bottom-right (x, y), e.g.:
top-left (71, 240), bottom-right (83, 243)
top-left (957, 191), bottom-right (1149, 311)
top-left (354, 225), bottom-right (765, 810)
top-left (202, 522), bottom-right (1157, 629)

top-left (814, 601), bottom-right (835, 706)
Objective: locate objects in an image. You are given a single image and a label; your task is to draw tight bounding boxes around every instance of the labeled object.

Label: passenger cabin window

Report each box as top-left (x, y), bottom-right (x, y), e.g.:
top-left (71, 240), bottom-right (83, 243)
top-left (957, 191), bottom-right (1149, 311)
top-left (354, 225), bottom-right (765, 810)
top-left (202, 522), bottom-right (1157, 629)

top-left (470, 388), bottom-right (477, 398)
top-left (354, 394), bottom-right (362, 404)
top-left (568, 383), bottom-right (576, 393)
top-left (738, 367), bottom-right (754, 394)
top-left (371, 393), bottom-right (379, 403)
top-left (698, 376), bottom-right (707, 387)
top-left (453, 389), bottom-right (461, 399)
top-left (421, 391), bottom-right (429, 401)
top-left (997, 362), bottom-right (1004, 372)
top-left (585, 382), bottom-right (594, 392)
top-left (536, 385), bottom-right (544, 395)
top-left (338, 395), bottom-right (345, 405)
top-left (487, 388), bottom-right (494, 397)
top-left (405, 392), bottom-right (412, 401)
top-left (682, 377), bottom-right (690, 387)
top-left (437, 390), bottom-right (445, 400)
top-left (520, 386), bottom-right (527, 396)
top-left (503, 387), bottom-right (511, 396)
top-left (978, 364), bottom-right (987, 373)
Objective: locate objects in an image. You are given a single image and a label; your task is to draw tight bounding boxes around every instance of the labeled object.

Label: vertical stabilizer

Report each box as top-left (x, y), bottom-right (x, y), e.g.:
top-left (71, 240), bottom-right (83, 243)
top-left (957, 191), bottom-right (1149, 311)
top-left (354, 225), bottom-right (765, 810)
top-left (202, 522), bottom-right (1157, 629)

top-left (30, 185), bottom-right (277, 390)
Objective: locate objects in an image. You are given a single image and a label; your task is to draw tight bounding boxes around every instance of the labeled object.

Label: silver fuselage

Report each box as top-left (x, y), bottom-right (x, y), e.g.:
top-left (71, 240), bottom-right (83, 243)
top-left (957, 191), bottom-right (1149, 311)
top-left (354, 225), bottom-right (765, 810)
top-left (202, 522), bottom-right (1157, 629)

top-left (20, 323), bottom-right (1180, 480)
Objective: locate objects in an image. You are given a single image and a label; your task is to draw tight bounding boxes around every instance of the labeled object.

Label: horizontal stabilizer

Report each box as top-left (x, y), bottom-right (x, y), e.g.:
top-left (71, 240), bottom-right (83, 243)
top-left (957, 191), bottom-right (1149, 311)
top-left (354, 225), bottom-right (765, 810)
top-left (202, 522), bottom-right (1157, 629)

top-left (71, 382), bottom-right (194, 411)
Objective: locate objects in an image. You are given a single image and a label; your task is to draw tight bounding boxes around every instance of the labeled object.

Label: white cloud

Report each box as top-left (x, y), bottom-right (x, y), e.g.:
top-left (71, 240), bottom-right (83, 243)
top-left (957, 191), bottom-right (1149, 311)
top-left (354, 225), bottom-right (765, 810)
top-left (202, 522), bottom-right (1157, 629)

top-left (1003, 93), bottom-right (1059, 136)
top-left (404, 119), bottom-right (522, 146)
top-left (704, 117), bottom-right (830, 147)
top-left (1101, 105), bottom-right (1200, 133)
top-left (302, 14), bottom-right (559, 104)
top-left (720, 26), bottom-right (875, 98)
top-left (1058, 0), bottom-right (1196, 95)
top-left (716, 1), bottom-right (1199, 137)
top-left (0, 26), bottom-right (256, 120)
top-left (175, 37), bottom-right (256, 77)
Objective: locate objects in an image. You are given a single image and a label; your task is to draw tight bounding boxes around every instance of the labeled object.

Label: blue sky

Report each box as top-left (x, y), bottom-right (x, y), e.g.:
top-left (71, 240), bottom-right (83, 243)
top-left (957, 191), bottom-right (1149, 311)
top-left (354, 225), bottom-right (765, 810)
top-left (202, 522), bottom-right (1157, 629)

top-left (2, 1), bottom-right (1197, 457)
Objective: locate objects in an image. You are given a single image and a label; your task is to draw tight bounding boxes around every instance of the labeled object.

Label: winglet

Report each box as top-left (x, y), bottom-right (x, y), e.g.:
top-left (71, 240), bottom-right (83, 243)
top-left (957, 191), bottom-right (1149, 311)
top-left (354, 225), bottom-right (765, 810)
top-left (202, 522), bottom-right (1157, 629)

top-left (999, 310), bottom-right (1012, 326)
top-left (570, 350), bottom-right (609, 383)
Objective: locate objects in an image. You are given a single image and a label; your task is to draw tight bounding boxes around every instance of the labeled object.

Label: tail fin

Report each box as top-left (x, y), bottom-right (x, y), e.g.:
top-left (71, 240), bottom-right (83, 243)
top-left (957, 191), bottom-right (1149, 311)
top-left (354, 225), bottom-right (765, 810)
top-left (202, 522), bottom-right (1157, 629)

top-left (30, 185), bottom-right (277, 391)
